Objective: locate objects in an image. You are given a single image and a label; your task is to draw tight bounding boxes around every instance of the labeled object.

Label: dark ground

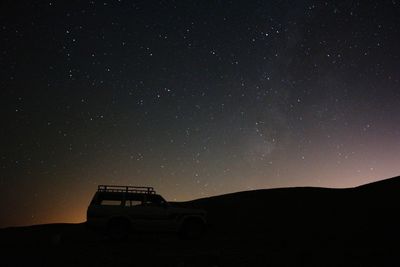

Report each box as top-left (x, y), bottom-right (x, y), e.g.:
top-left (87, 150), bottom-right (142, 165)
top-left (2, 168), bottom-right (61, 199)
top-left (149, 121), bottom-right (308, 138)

top-left (1, 176), bottom-right (399, 266)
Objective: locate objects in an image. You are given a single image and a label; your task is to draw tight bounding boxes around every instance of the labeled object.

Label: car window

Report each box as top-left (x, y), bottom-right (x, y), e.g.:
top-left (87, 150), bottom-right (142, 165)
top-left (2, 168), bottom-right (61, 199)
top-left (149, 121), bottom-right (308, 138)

top-left (100, 199), bottom-right (122, 206)
top-left (125, 200), bottom-right (142, 207)
top-left (124, 193), bottom-right (148, 206)
top-left (142, 195), bottom-right (164, 206)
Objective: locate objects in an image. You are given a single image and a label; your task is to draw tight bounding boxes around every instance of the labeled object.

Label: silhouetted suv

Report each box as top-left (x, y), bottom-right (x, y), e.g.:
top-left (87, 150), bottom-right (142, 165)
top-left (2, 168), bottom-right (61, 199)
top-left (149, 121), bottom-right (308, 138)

top-left (86, 185), bottom-right (206, 239)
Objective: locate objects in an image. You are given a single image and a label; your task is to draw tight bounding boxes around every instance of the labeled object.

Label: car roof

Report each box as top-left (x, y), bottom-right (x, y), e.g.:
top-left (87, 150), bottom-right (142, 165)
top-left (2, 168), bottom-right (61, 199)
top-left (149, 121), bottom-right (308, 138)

top-left (95, 191), bottom-right (162, 198)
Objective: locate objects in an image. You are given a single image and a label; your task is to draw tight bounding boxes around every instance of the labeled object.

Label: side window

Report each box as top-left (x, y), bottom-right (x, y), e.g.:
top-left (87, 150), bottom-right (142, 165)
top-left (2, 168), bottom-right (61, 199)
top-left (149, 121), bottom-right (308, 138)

top-left (125, 194), bottom-right (144, 206)
top-left (100, 199), bottom-right (122, 206)
top-left (125, 200), bottom-right (142, 207)
top-left (142, 195), bottom-right (163, 206)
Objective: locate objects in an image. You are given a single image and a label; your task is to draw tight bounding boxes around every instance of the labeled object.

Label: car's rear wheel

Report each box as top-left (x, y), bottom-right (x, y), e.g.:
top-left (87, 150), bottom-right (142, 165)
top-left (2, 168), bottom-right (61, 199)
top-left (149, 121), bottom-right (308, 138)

top-left (107, 218), bottom-right (131, 240)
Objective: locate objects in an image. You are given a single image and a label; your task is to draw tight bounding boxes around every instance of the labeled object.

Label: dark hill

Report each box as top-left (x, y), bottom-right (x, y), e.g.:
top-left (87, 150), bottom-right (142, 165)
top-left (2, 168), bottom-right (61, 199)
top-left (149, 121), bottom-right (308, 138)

top-left (1, 176), bottom-right (399, 266)
top-left (178, 176), bottom-right (399, 244)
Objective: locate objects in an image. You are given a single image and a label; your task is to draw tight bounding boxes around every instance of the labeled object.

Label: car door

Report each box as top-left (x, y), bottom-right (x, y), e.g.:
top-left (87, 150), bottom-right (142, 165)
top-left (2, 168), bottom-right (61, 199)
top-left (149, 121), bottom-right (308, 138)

top-left (124, 194), bottom-right (147, 229)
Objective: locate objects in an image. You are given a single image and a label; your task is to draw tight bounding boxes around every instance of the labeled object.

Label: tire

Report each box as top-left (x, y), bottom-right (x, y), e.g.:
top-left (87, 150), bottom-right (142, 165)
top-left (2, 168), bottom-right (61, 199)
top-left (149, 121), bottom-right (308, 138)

top-left (179, 219), bottom-right (205, 240)
top-left (107, 218), bottom-right (131, 240)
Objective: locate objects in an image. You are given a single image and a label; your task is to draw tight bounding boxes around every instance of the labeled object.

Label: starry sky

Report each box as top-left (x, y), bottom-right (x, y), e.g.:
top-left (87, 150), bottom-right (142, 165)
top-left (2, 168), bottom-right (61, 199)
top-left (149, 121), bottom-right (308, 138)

top-left (1, 1), bottom-right (400, 227)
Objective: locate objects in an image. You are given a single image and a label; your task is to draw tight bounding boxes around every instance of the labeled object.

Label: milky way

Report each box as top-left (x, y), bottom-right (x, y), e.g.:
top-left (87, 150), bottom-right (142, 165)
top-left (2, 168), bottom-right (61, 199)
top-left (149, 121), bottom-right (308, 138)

top-left (1, 1), bottom-right (400, 226)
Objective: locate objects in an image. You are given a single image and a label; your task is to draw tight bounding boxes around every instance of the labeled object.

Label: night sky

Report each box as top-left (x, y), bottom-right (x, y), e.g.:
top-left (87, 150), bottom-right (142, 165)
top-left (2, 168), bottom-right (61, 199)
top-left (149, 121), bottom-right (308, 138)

top-left (1, 1), bottom-right (400, 227)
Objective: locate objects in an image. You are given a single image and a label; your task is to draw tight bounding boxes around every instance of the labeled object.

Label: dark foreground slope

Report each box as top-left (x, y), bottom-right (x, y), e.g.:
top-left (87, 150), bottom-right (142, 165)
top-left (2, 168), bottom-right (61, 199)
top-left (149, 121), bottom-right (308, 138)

top-left (1, 176), bottom-right (399, 267)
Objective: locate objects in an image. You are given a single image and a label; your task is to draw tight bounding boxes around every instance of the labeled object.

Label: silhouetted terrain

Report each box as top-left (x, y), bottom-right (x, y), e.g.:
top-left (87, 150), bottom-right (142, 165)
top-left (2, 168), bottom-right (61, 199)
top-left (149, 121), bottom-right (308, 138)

top-left (1, 176), bottom-right (399, 266)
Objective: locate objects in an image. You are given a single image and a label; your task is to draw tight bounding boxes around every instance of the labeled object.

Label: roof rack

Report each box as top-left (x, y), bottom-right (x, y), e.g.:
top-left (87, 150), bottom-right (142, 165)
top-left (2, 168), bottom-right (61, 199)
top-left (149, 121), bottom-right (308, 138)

top-left (97, 185), bottom-right (156, 194)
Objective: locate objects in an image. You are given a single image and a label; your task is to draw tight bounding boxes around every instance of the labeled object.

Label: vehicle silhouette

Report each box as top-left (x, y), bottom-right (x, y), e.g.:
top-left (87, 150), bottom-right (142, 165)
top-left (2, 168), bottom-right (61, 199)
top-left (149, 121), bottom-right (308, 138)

top-left (86, 185), bottom-right (206, 239)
